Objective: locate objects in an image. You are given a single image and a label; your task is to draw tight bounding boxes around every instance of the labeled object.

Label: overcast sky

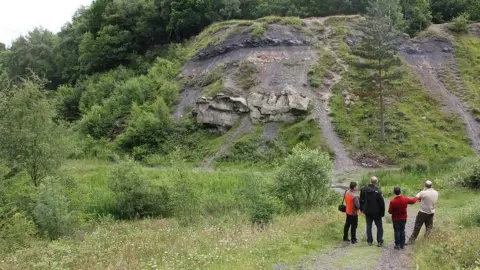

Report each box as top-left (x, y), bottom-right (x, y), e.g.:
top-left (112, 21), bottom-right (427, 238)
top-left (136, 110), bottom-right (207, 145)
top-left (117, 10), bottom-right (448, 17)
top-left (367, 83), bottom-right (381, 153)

top-left (0, 0), bottom-right (93, 46)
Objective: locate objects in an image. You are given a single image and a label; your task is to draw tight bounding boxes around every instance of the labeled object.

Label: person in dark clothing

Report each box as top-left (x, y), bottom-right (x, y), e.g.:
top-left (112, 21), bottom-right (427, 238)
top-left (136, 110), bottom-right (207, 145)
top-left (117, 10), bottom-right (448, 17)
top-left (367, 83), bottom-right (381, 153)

top-left (388, 187), bottom-right (418, 250)
top-left (360, 176), bottom-right (386, 247)
top-left (343, 182), bottom-right (360, 244)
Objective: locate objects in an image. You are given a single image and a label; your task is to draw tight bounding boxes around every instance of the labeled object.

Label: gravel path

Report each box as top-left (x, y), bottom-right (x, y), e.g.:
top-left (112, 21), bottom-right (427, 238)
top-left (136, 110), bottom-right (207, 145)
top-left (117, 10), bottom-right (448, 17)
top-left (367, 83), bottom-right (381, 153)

top-left (287, 181), bottom-right (418, 270)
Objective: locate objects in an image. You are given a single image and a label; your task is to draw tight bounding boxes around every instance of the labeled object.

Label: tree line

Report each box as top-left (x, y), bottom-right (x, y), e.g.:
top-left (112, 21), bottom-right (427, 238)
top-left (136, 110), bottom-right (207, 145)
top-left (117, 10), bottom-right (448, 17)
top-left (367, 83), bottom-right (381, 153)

top-left (0, 0), bottom-right (479, 91)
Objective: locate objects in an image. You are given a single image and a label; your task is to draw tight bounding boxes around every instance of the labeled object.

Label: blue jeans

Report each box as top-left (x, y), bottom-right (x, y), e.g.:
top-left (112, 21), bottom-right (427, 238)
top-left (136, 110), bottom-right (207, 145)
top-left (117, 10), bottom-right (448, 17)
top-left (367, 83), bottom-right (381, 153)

top-left (366, 215), bottom-right (383, 244)
top-left (393, 220), bottom-right (407, 248)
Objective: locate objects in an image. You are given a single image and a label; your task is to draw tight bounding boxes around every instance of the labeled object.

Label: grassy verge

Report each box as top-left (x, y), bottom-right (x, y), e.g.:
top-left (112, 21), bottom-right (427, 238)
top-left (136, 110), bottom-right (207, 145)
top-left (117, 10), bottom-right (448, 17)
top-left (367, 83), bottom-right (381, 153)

top-left (0, 209), bottom-right (343, 270)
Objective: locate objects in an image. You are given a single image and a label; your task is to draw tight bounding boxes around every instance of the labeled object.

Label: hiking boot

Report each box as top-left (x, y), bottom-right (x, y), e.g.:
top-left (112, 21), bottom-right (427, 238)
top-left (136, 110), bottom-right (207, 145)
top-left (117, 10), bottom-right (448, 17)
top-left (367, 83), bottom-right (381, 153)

top-left (343, 238), bottom-right (350, 242)
top-left (351, 239), bottom-right (358, 244)
top-left (368, 242), bottom-right (373, 246)
top-left (377, 242), bottom-right (384, 247)
top-left (400, 246), bottom-right (405, 250)
top-left (394, 246), bottom-right (400, 250)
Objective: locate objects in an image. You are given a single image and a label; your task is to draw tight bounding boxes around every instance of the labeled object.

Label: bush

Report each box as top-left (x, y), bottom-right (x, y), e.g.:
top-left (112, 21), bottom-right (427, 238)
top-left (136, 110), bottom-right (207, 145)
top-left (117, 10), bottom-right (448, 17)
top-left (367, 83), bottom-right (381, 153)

top-left (462, 163), bottom-right (480, 189)
top-left (449, 13), bottom-right (470, 33)
top-left (0, 206), bottom-right (36, 253)
top-left (109, 160), bottom-right (171, 219)
top-left (235, 175), bottom-right (279, 228)
top-left (34, 177), bottom-right (79, 239)
top-left (170, 169), bottom-right (201, 226)
top-left (275, 144), bottom-right (333, 211)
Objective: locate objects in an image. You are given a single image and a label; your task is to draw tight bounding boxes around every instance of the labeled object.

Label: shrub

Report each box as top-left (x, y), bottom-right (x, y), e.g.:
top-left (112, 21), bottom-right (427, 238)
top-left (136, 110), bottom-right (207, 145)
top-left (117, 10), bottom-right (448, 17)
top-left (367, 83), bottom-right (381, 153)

top-left (462, 163), bottom-right (480, 189)
top-left (170, 169), bottom-right (201, 226)
top-left (251, 23), bottom-right (267, 37)
top-left (0, 206), bottom-right (36, 253)
top-left (109, 160), bottom-right (171, 219)
top-left (449, 13), bottom-right (470, 33)
top-left (117, 97), bottom-right (172, 153)
top-left (275, 144), bottom-right (333, 211)
top-left (34, 177), bottom-right (79, 239)
top-left (235, 175), bottom-right (279, 228)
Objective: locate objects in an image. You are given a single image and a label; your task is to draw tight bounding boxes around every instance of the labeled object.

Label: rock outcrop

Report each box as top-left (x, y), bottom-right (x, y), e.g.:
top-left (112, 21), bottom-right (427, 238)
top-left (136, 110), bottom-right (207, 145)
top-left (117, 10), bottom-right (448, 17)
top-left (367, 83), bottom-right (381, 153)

top-left (195, 88), bottom-right (310, 130)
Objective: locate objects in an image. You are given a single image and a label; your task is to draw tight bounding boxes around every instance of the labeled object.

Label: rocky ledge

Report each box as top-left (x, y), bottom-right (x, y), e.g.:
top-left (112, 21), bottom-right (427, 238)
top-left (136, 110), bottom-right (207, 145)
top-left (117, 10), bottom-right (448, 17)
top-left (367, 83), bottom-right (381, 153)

top-left (195, 87), bottom-right (310, 132)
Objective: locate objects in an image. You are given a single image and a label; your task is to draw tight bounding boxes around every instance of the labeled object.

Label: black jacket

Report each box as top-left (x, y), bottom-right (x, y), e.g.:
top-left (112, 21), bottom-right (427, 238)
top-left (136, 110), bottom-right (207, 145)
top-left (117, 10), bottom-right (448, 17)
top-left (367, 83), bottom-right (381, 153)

top-left (360, 184), bottom-right (385, 217)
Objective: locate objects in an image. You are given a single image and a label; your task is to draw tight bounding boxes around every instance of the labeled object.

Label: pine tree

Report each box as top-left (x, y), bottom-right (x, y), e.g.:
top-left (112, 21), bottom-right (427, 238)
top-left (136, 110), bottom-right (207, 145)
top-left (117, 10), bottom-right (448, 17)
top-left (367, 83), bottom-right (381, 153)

top-left (351, 0), bottom-right (405, 140)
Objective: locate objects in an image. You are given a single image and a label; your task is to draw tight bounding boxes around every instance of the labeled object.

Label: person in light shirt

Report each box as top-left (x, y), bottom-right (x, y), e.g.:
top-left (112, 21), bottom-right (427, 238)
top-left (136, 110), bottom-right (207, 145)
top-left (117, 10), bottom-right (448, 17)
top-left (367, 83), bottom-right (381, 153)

top-left (407, 180), bottom-right (439, 245)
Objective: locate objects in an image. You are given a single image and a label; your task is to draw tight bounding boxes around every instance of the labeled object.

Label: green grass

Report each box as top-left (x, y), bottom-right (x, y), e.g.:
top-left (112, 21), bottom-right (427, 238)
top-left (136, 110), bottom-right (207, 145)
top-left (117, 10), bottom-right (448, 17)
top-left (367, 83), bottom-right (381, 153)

top-left (279, 119), bottom-right (332, 157)
top-left (330, 63), bottom-right (475, 164)
top-left (308, 50), bottom-right (337, 88)
top-left (455, 34), bottom-right (480, 119)
top-left (256, 16), bottom-right (304, 29)
top-left (0, 208), bottom-right (343, 270)
top-left (251, 23), bottom-right (267, 37)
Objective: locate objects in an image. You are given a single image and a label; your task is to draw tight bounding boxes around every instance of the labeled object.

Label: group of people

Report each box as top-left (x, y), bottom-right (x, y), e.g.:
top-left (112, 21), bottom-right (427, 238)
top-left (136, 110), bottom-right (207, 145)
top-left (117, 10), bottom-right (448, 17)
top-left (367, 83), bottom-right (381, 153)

top-left (342, 176), bottom-right (439, 250)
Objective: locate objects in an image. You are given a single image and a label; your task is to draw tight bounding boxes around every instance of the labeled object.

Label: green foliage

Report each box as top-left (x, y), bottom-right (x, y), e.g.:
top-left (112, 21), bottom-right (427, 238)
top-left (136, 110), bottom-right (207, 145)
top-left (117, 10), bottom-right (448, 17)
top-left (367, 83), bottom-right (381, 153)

top-left (109, 160), bottom-right (171, 220)
top-left (251, 23), bottom-right (267, 37)
top-left (351, 0), bottom-right (405, 140)
top-left (34, 176), bottom-right (79, 239)
top-left (0, 28), bottom-right (60, 89)
top-left (275, 144), bottom-right (333, 211)
top-left (462, 163), bottom-right (480, 189)
top-left (404, 0), bottom-right (433, 36)
top-left (330, 65), bottom-right (474, 164)
top-left (308, 50), bottom-right (337, 88)
top-left (116, 97), bottom-right (173, 158)
top-left (279, 119), bottom-right (333, 157)
top-left (449, 13), bottom-right (471, 33)
top-left (0, 80), bottom-right (70, 186)
top-left (0, 207), bottom-right (36, 254)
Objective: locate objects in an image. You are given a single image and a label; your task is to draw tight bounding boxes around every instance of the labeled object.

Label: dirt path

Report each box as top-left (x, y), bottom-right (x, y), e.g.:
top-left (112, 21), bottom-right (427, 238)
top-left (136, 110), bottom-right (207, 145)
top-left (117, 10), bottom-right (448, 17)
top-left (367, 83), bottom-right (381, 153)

top-left (283, 166), bottom-right (417, 270)
top-left (309, 22), bottom-right (358, 171)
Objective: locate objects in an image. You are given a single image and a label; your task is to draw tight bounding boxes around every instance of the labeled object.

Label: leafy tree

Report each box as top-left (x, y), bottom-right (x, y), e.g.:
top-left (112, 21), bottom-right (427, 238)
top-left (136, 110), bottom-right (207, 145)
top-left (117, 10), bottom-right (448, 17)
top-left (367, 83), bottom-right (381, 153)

top-left (1, 29), bottom-right (60, 89)
top-left (351, 0), bottom-right (404, 140)
top-left (403, 0), bottom-right (432, 35)
top-left (275, 144), bottom-right (332, 211)
top-left (430, 0), bottom-right (468, 23)
top-left (0, 80), bottom-right (69, 187)
top-left (449, 13), bottom-right (471, 33)
top-left (0, 43), bottom-right (5, 51)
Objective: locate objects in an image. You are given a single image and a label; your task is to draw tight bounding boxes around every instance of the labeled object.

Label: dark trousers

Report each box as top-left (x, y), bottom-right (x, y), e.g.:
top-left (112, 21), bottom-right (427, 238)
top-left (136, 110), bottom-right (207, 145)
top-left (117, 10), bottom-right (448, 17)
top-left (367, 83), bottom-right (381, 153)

top-left (366, 215), bottom-right (383, 244)
top-left (343, 214), bottom-right (358, 240)
top-left (409, 211), bottom-right (434, 242)
top-left (393, 220), bottom-right (407, 248)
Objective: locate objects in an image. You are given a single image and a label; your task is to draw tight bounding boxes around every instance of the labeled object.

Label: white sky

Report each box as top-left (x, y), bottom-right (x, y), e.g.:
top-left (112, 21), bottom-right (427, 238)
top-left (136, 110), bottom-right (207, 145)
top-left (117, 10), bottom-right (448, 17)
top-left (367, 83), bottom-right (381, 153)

top-left (0, 0), bottom-right (93, 46)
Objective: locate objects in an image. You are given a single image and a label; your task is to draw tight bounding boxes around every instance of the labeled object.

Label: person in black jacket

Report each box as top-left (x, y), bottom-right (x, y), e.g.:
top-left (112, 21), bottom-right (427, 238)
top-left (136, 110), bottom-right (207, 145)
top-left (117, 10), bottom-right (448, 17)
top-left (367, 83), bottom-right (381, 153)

top-left (360, 176), bottom-right (386, 247)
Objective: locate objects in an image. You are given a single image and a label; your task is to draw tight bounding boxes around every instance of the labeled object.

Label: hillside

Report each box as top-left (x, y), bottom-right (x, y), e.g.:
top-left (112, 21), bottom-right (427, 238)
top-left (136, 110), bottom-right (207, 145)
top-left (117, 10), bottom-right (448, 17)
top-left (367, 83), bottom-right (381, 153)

top-left (172, 16), bottom-right (480, 168)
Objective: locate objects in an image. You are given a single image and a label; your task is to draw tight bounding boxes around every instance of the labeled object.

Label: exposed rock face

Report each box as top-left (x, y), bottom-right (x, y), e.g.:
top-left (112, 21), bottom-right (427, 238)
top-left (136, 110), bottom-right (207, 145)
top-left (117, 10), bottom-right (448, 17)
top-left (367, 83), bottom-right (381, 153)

top-left (195, 88), bottom-right (310, 130)
top-left (196, 95), bottom-right (249, 128)
top-left (247, 88), bottom-right (310, 124)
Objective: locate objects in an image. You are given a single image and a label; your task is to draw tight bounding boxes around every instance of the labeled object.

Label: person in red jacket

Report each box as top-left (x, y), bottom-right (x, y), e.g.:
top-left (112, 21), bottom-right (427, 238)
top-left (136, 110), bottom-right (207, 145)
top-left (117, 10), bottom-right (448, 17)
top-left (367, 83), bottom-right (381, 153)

top-left (388, 187), bottom-right (419, 250)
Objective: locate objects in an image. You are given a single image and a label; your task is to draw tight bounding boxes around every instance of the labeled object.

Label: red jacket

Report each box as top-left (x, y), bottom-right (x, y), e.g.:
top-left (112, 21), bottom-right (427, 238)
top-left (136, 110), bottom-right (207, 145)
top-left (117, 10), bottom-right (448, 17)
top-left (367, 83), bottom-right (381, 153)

top-left (388, 195), bottom-right (419, 221)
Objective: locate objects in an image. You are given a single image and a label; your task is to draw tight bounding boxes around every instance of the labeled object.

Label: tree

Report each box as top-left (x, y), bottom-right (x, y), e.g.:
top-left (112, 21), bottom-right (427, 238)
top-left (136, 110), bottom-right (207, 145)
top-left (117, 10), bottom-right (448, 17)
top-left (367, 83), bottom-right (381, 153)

top-left (402, 0), bottom-right (432, 35)
top-left (351, 0), bottom-right (404, 140)
top-left (1, 28), bottom-right (60, 89)
top-left (0, 43), bottom-right (5, 51)
top-left (0, 79), bottom-right (69, 187)
top-left (275, 144), bottom-right (332, 211)
top-left (449, 13), bottom-right (471, 33)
